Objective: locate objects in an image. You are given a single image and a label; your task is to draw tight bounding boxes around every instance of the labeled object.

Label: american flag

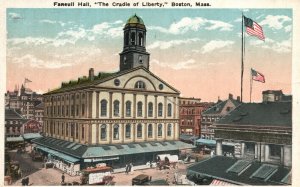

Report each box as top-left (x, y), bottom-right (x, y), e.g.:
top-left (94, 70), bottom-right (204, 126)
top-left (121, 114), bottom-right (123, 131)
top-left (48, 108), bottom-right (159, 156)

top-left (251, 68), bottom-right (265, 83)
top-left (244, 16), bottom-right (265, 41)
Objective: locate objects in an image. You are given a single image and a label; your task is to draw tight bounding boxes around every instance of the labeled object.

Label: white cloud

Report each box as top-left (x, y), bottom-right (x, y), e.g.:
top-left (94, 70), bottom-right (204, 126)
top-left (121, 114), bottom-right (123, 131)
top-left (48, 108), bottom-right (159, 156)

top-left (8, 37), bottom-right (52, 46)
top-left (260, 15), bottom-right (291, 30)
top-left (8, 12), bottom-right (22, 19)
top-left (249, 37), bottom-right (291, 53)
top-left (201, 40), bottom-right (234, 54)
top-left (9, 19), bottom-right (124, 48)
top-left (205, 20), bottom-right (233, 31)
top-left (147, 38), bottom-right (201, 50)
top-left (284, 25), bottom-right (292, 32)
top-left (149, 17), bottom-right (233, 35)
top-left (40, 19), bottom-right (66, 26)
top-left (12, 54), bottom-right (72, 69)
top-left (152, 59), bottom-right (197, 70)
top-left (91, 20), bottom-right (123, 37)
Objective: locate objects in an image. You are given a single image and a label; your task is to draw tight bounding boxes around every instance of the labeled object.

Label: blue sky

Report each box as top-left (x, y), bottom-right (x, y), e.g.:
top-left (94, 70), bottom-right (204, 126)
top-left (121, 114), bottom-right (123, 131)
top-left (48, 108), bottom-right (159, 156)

top-left (6, 8), bottom-right (292, 101)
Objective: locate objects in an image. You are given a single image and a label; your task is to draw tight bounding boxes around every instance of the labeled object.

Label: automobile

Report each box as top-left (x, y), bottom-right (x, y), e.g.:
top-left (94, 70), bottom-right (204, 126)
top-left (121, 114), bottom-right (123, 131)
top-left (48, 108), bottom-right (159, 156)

top-left (144, 179), bottom-right (169, 186)
top-left (132, 174), bottom-right (151, 185)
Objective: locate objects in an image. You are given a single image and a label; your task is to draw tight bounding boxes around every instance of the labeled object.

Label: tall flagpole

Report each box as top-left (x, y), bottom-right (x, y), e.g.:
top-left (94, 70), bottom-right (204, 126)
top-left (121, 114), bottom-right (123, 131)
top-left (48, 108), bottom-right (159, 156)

top-left (241, 13), bottom-right (244, 102)
top-left (250, 69), bottom-right (253, 103)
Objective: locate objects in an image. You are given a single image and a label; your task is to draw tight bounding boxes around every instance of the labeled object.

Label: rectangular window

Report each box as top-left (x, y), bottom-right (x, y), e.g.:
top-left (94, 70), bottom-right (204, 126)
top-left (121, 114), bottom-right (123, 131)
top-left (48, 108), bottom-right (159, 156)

top-left (70, 124), bottom-right (74, 137)
top-left (82, 125), bottom-right (85, 140)
top-left (75, 123), bottom-right (78, 139)
top-left (82, 104), bottom-right (85, 116)
top-left (76, 105), bottom-right (79, 116)
top-left (62, 123), bottom-right (64, 136)
top-left (71, 105), bottom-right (75, 116)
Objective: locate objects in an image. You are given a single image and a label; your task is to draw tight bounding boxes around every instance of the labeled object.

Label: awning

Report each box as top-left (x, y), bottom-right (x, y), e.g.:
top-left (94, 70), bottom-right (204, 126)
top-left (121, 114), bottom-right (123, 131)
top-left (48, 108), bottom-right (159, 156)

top-left (23, 133), bottom-right (42, 140)
top-left (36, 146), bottom-right (80, 163)
top-left (6, 136), bottom-right (24, 142)
top-left (210, 179), bottom-right (236, 186)
top-left (180, 134), bottom-right (198, 141)
top-left (196, 139), bottom-right (216, 146)
top-left (82, 141), bottom-right (195, 158)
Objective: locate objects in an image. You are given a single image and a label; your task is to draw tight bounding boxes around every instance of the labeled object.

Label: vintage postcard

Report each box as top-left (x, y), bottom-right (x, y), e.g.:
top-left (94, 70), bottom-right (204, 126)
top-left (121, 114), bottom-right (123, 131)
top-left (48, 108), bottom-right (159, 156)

top-left (1, 0), bottom-right (299, 186)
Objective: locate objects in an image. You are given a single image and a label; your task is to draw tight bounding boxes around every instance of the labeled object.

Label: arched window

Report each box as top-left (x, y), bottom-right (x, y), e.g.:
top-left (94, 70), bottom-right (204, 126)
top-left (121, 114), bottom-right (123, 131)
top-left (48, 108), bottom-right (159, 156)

top-left (125, 124), bottom-right (131, 138)
top-left (125, 32), bottom-right (129, 46)
top-left (167, 124), bottom-right (172, 136)
top-left (101, 124), bottom-right (107, 140)
top-left (148, 124), bottom-right (153, 138)
top-left (158, 103), bottom-right (163, 117)
top-left (100, 100), bottom-right (107, 116)
top-left (135, 81), bottom-right (146, 89)
top-left (137, 102), bottom-right (143, 117)
top-left (138, 33), bottom-right (144, 46)
top-left (137, 124), bottom-right (142, 138)
top-left (113, 100), bottom-right (120, 117)
top-left (113, 124), bottom-right (119, 140)
top-left (167, 103), bottom-right (172, 117)
top-left (126, 101), bottom-right (131, 117)
top-left (158, 124), bottom-right (162, 137)
top-left (131, 32), bottom-right (135, 45)
top-left (148, 102), bottom-right (153, 117)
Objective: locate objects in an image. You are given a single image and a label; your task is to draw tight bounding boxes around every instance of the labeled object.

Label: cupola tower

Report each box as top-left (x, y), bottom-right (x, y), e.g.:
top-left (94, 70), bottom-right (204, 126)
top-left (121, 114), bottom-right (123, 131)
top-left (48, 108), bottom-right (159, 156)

top-left (119, 14), bottom-right (150, 71)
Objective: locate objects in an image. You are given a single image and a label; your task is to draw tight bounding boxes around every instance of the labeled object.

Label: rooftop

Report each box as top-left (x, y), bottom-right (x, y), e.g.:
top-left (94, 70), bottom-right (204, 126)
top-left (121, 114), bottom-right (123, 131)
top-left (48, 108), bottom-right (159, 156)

top-left (216, 102), bottom-right (292, 127)
top-left (46, 71), bottom-right (117, 94)
top-left (202, 98), bottom-right (240, 115)
top-left (5, 108), bottom-right (24, 120)
top-left (188, 156), bottom-right (291, 185)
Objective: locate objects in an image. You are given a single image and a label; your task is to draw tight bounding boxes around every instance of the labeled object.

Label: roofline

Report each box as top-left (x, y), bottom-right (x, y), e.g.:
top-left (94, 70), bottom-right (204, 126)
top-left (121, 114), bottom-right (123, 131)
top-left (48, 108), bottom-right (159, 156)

top-left (44, 66), bottom-right (180, 95)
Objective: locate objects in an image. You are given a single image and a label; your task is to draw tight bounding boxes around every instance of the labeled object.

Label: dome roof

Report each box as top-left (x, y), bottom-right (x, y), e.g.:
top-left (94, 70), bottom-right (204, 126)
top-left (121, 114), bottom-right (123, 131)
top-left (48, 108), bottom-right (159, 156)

top-left (126, 14), bottom-right (144, 25)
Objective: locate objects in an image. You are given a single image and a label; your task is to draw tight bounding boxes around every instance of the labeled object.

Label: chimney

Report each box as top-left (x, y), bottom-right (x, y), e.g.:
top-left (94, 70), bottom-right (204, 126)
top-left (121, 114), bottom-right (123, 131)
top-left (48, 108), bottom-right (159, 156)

top-left (228, 93), bottom-right (233, 100)
top-left (89, 68), bottom-right (94, 81)
top-left (237, 96), bottom-right (240, 102)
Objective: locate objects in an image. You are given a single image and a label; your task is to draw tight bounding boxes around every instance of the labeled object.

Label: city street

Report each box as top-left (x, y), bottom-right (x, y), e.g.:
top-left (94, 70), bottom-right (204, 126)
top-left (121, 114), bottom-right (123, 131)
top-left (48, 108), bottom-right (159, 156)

top-left (8, 145), bottom-right (197, 186)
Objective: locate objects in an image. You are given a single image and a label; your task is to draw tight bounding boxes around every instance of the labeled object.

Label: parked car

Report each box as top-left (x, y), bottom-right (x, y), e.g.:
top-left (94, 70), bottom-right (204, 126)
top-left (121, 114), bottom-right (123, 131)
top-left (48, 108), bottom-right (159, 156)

top-left (132, 174), bottom-right (151, 185)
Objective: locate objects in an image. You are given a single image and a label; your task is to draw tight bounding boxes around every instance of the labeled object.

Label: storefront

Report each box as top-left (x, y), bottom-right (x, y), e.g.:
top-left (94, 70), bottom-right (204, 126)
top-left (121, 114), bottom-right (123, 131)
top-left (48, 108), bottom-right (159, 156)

top-left (32, 136), bottom-right (195, 175)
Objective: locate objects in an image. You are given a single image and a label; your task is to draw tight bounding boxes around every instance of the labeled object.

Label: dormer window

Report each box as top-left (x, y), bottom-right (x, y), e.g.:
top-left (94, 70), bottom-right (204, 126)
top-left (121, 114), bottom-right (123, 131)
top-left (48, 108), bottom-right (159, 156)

top-left (135, 81), bottom-right (146, 89)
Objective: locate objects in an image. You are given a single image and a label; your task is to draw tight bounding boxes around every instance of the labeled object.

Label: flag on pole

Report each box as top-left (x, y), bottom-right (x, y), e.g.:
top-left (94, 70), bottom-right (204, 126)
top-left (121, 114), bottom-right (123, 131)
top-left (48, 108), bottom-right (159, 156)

top-left (251, 68), bottom-right (265, 83)
top-left (25, 78), bottom-right (32, 83)
top-left (244, 16), bottom-right (265, 40)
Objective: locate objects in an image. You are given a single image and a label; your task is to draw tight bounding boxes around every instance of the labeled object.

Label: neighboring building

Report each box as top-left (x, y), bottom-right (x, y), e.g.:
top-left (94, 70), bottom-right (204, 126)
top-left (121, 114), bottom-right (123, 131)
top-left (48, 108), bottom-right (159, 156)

top-left (201, 94), bottom-right (240, 139)
top-left (5, 108), bottom-right (26, 137)
top-left (262, 90), bottom-right (292, 102)
top-left (187, 92), bottom-right (292, 185)
top-left (179, 97), bottom-right (213, 136)
top-left (23, 119), bottom-right (42, 134)
top-left (34, 102), bottom-right (44, 125)
top-left (5, 84), bottom-right (43, 120)
top-left (33, 14), bottom-right (194, 175)
top-left (5, 89), bottom-right (21, 110)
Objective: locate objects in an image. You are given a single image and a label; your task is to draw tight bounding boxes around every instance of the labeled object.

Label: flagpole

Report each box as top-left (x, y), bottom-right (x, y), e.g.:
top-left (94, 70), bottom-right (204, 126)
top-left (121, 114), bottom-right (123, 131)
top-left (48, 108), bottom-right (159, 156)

top-left (250, 69), bottom-right (253, 103)
top-left (241, 13), bottom-right (244, 102)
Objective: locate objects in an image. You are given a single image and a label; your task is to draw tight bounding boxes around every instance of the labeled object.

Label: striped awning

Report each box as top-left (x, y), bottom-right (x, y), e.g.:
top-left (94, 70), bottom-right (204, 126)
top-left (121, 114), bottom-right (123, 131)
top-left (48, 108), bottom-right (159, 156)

top-left (210, 179), bottom-right (236, 186)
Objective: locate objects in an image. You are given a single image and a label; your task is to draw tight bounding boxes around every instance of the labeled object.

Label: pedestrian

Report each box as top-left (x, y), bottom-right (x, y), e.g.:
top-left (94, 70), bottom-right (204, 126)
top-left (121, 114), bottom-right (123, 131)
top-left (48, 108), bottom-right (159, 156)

top-left (25, 177), bottom-right (29, 186)
top-left (125, 164), bottom-right (129, 174)
top-left (61, 173), bottom-right (65, 184)
top-left (21, 178), bottom-right (26, 186)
